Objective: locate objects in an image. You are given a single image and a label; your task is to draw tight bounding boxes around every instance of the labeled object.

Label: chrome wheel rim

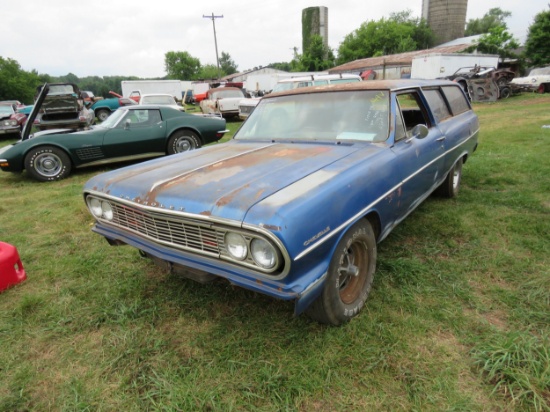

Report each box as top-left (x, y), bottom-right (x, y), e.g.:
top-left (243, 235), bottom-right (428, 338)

top-left (175, 137), bottom-right (193, 152)
top-left (337, 241), bottom-right (368, 304)
top-left (34, 153), bottom-right (62, 177)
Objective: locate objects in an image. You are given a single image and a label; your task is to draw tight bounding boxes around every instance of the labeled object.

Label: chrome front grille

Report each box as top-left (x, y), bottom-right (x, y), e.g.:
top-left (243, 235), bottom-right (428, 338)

top-left (87, 195), bottom-right (286, 276)
top-left (110, 202), bottom-right (224, 256)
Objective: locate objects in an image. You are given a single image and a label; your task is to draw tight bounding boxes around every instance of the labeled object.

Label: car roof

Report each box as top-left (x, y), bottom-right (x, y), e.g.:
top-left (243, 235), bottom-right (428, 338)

top-left (277, 73), bottom-right (361, 83)
top-left (266, 79), bottom-right (459, 98)
top-left (139, 93), bottom-right (174, 97)
top-left (208, 87), bottom-right (241, 92)
top-left (118, 104), bottom-right (180, 111)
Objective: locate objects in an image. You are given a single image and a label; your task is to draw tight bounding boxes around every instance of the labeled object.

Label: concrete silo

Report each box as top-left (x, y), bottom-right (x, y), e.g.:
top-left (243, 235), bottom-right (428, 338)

top-left (422, 0), bottom-right (468, 44)
top-left (302, 6), bottom-right (329, 53)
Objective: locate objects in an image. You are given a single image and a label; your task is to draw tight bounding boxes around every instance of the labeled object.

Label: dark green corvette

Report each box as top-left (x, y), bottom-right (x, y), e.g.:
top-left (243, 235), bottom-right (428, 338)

top-left (0, 105), bottom-right (227, 182)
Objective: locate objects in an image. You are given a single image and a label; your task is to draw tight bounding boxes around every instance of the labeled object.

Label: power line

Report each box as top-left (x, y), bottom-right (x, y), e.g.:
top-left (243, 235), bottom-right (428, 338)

top-left (203, 13), bottom-right (224, 79)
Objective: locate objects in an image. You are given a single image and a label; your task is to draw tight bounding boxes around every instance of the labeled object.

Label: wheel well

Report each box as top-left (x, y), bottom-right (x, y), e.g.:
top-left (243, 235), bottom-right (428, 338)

top-left (166, 128), bottom-right (203, 153)
top-left (364, 212), bottom-right (382, 241)
top-left (169, 128), bottom-right (202, 142)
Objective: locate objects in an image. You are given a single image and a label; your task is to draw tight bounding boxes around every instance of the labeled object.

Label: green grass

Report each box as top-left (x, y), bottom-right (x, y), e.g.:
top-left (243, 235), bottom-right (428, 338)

top-left (0, 94), bottom-right (549, 411)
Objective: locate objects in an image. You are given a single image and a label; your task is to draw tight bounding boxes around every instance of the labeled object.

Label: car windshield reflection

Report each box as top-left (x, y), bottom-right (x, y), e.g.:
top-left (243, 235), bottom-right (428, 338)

top-left (99, 108), bottom-right (127, 128)
top-left (235, 90), bottom-right (390, 143)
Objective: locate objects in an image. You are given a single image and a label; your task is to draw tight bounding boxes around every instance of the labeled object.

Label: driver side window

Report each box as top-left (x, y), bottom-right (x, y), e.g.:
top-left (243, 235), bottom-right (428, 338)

top-left (122, 109), bottom-right (161, 127)
top-left (395, 92), bottom-right (430, 141)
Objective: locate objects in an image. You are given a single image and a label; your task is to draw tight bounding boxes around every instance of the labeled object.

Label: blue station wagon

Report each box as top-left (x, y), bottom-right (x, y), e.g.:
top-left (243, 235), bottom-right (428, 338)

top-left (83, 80), bottom-right (479, 325)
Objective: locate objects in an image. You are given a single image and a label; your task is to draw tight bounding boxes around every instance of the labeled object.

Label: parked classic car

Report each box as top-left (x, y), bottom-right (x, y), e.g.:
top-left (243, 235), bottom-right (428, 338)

top-left (81, 91), bottom-right (97, 103)
top-left (200, 87), bottom-right (245, 118)
top-left (139, 94), bottom-right (184, 112)
top-left (16, 105), bottom-right (34, 116)
top-left (82, 80), bottom-right (479, 325)
top-left (0, 103), bottom-right (27, 136)
top-left (34, 83), bottom-right (95, 131)
top-left (0, 103), bottom-right (227, 182)
top-left (1, 100), bottom-right (24, 109)
top-left (511, 66), bottom-right (550, 93)
top-left (238, 73), bottom-right (362, 119)
top-left (91, 94), bottom-right (137, 122)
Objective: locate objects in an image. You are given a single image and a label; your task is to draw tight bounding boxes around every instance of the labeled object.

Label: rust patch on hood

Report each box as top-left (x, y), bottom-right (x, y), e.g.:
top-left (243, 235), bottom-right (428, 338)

top-left (143, 144), bottom-right (332, 205)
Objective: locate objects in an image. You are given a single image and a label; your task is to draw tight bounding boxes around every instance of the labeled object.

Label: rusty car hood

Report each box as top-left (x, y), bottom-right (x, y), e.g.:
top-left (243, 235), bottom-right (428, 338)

top-left (85, 140), bottom-right (382, 221)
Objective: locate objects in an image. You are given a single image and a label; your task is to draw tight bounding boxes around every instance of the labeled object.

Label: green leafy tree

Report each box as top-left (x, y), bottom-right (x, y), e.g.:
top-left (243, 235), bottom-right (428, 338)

top-left (524, 7), bottom-right (550, 67)
top-left (164, 51), bottom-right (201, 80)
top-left (197, 64), bottom-right (220, 80)
top-left (337, 10), bottom-right (434, 65)
top-left (219, 52), bottom-right (238, 76)
top-left (296, 35), bottom-right (335, 71)
top-left (77, 75), bottom-right (141, 98)
top-left (57, 72), bottom-right (80, 84)
top-left (0, 57), bottom-right (42, 103)
top-left (267, 62), bottom-right (292, 72)
top-left (465, 8), bottom-right (511, 36)
top-left (467, 26), bottom-right (519, 59)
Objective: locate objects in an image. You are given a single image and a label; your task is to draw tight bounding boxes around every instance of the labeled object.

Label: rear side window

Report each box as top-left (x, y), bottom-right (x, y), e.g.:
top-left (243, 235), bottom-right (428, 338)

top-left (441, 86), bottom-right (471, 115)
top-left (423, 89), bottom-right (451, 122)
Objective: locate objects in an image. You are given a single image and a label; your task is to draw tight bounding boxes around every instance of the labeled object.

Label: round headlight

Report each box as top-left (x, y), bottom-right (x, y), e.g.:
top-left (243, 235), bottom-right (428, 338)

top-left (251, 238), bottom-right (277, 269)
top-left (88, 197), bottom-right (103, 218)
top-left (101, 201), bottom-right (113, 221)
top-left (225, 232), bottom-right (247, 260)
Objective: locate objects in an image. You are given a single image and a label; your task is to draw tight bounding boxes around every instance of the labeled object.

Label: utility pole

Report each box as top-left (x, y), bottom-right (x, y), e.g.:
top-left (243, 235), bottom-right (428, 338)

top-left (203, 12), bottom-right (223, 80)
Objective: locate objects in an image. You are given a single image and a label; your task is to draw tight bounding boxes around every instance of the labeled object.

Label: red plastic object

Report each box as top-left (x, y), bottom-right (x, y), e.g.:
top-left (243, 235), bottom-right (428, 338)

top-left (0, 242), bottom-right (27, 292)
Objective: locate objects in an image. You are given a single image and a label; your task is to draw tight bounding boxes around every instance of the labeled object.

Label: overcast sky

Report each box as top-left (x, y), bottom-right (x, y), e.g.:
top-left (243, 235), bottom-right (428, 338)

top-left (1, 0), bottom-right (547, 78)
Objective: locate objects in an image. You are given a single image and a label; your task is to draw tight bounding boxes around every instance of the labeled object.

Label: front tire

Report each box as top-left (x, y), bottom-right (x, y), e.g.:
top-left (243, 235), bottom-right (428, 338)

top-left (306, 220), bottom-right (376, 326)
top-left (24, 146), bottom-right (72, 182)
top-left (167, 130), bottom-right (201, 154)
top-left (436, 157), bottom-right (463, 198)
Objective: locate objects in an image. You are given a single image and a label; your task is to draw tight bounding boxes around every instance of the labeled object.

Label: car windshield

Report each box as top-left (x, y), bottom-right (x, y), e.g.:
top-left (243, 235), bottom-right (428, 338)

top-left (48, 84), bottom-right (78, 95)
top-left (272, 82), bottom-right (309, 93)
top-left (141, 95), bottom-right (175, 105)
top-left (529, 67), bottom-right (550, 76)
top-left (99, 108), bottom-right (128, 128)
top-left (210, 90), bottom-right (243, 99)
top-left (235, 90), bottom-right (390, 143)
top-left (0, 105), bottom-right (14, 115)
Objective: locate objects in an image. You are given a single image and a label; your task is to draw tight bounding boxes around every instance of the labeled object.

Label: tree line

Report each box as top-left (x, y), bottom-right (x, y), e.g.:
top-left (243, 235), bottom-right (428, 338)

top-left (1, 7), bottom-right (549, 104)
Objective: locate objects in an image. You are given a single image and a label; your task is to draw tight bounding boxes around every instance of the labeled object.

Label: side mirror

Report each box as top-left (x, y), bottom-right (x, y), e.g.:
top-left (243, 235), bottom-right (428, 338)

top-left (411, 124), bottom-right (428, 139)
top-left (124, 119), bottom-right (131, 129)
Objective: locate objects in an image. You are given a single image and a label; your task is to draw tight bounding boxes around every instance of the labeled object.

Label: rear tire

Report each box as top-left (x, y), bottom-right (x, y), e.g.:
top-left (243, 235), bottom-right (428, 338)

top-left (436, 157), bottom-right (463, 198)
top-left (305, 220), bottom-right (376, 326)
top-left (167, 130), bottom-right (201, 154)
top-left (96, 109), bottom-right (110, 122)
top-left (499, 87), bottom-right (511, 99)
top-left (24, 146), bottom-right (72, 182)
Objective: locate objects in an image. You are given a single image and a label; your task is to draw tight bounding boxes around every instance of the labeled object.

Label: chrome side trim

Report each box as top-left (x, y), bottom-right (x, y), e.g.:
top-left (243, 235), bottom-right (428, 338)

top-left (294, 130), bottom-right (478, 261)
